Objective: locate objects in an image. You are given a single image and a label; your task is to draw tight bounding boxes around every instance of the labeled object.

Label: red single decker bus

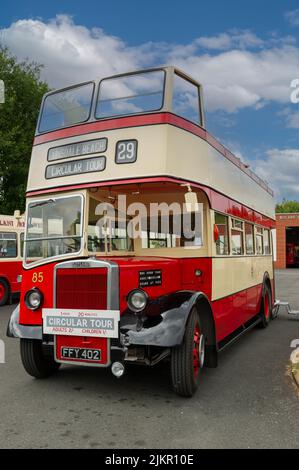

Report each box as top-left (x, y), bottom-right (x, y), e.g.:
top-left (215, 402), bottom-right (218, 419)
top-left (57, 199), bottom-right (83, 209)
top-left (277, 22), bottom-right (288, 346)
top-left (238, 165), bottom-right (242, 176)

top-left (8, 67), bottom-right (276, 396)
top-left (0, 211), bottom-right (24, 306)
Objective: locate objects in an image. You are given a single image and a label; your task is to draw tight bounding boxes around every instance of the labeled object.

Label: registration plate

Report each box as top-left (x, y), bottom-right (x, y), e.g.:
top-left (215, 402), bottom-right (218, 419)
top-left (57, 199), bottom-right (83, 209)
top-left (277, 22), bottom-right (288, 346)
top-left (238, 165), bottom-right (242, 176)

top-left (55, 335), bottom-right (109, 366)
top-left (61, 347), bottom-right (101, 362)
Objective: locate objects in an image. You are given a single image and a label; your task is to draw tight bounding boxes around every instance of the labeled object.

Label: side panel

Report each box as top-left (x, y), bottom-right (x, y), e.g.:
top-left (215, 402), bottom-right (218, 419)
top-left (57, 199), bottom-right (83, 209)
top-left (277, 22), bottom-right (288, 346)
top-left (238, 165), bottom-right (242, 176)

top-left (212, 256), bottom-right (273, 301)
top-left (0, 260), bottom-right (22, 294)
top-left (212, 284), bottom-right (262, 341)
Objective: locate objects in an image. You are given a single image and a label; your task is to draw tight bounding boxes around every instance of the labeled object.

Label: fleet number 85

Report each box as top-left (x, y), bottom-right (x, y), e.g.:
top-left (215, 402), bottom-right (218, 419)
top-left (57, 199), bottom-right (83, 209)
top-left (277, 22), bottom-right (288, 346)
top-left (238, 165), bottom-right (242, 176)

top-left (32, 272), bottom-right (43, 283)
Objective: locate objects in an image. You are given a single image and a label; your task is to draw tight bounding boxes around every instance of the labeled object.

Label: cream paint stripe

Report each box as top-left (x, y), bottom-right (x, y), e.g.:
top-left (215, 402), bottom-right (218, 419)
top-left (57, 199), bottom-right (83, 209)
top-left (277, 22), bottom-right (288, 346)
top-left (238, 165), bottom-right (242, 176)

top-left (212, 256), bottom-right (274, 301)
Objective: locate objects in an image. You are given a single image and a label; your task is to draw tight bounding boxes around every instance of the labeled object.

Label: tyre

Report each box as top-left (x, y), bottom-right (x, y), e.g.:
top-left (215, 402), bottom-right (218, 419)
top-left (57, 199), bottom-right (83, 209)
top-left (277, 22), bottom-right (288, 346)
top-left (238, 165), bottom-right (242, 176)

top-left (258, 283), bottom-right (272, 329)
top-left (0, 279), bottom-right (9, 306)
top-left (171, 308), bottom-right (205, 397)
top-left (20, 339), bottom-right (60, 378)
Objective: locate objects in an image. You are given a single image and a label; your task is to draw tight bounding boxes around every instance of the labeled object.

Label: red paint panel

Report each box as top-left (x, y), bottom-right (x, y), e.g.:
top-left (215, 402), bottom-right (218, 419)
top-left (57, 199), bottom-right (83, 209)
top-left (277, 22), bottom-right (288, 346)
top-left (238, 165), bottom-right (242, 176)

top-left (212, 284), bottom-right (263, 342)
top-left (229, 201), bottom-right (242, 218)
top-left (180, 258), bottom-right (212, 299)
top-left (20, 262), bottom-right (55, 325)
top-left (0, 260), bottom-right (22, 294)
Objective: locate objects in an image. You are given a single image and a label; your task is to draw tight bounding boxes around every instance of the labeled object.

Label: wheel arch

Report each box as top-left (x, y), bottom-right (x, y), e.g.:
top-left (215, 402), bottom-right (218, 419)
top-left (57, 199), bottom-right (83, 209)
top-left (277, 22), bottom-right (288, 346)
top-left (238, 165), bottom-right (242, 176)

top-left (261, 271), bottom-right (273, 307)
top-left (192, 293), bottom-right (218, 368)
top-left (0, 276), bottom-right (10, 289)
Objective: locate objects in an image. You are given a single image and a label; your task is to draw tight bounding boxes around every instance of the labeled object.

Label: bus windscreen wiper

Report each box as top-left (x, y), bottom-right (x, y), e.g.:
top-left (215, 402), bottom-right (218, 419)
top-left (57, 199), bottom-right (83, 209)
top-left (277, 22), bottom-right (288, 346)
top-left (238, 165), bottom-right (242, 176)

top-left (30, 199), bottom-right (55, 209)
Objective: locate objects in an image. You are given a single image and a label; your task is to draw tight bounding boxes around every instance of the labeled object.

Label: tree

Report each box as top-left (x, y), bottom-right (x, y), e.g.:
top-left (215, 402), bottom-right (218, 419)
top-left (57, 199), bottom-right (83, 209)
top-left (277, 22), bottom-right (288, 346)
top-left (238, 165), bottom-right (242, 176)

top-left (0, 48), bottom-right (49, 214)
top-left (276, 199), bottom-right (299, 213)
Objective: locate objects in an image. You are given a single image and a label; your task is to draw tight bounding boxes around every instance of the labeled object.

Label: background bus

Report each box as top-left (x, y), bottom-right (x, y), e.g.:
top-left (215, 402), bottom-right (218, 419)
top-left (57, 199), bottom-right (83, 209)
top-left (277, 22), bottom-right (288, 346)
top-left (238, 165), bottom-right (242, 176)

top-left (0, 211), bottom-right (24, 306)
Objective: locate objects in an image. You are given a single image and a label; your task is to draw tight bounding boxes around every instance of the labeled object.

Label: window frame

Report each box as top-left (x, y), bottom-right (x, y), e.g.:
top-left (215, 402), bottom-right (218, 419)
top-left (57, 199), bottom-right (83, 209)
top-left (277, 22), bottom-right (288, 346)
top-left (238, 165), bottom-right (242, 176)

top-left (255, 226), bottom-right (264, 255)
top-left (245, 222), bottom-right (255, 255)
top-left (230, 217), bottom-right (244, 256)
top-left (37, 81), bottom-right (95, 134)
top-left (263, 228), bottom-right (271, 255)
top-left (95, 69), bottom-right (166, 121)
top-left (172, 72), bottom-right (203, 127)
top-left (24, 193), bottom-right (85, 267)
top-left (0, 232), bottom-right (18, 258)
top-left (214, 212), bottom-right (230, 256)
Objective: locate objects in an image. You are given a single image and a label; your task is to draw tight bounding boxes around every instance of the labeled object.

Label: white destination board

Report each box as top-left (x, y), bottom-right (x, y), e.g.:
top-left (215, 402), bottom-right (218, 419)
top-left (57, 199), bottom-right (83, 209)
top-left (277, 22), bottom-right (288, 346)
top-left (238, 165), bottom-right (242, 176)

top-left (42, 308), bottom-right (120, 338)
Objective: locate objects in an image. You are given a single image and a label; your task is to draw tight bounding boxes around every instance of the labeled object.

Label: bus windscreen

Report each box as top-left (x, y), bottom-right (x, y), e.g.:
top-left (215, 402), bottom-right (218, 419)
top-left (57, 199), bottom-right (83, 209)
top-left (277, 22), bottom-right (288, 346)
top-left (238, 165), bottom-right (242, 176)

top-left (38, 82), bottom-right (94, 133)
top-left (96, 70), bottom-right (165, 119)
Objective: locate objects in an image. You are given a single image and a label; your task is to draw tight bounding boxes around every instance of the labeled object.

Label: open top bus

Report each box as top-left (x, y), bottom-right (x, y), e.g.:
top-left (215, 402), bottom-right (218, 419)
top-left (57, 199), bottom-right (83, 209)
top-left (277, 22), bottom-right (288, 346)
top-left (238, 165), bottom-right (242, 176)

top-left (7, 66), bottom-right (276, 396)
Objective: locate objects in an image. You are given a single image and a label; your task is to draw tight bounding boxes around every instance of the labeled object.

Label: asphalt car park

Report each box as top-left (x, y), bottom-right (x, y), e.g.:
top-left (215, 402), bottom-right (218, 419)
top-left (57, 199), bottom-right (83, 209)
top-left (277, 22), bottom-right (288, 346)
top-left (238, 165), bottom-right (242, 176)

top-left (0, 270), bottom-right (298, 449)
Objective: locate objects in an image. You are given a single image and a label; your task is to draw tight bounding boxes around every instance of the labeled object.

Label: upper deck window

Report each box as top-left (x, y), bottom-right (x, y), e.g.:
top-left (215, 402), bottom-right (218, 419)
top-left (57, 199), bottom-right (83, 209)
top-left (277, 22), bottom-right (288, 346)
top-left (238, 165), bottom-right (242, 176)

top-left (38, 83), bottom-right (94, 133)
top-left (172, 73), bottom-right (201, 125)
top-left (96, 70), bottom-right (165, 119)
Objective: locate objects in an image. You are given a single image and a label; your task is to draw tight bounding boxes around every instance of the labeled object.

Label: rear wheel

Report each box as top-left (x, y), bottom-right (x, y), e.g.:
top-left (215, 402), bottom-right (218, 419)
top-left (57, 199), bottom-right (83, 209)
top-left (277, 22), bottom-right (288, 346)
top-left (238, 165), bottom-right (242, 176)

top-left (259, 283), bottom-right (272, 328)
top-left (0, 279), bottom-right (9, 306)
top-left (171, 308), bottom-right (205, 397)
top-left (20, 339), bottom-right (60, 378)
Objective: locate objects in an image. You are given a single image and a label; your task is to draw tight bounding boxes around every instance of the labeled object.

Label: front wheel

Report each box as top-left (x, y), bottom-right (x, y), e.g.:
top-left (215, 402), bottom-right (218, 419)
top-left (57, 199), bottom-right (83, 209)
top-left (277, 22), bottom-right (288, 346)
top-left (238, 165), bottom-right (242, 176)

top-left (171, 308), bottom-right (205, 397)
top-left (258, 284), bottom-right (272, 329)
top-left (20, 339), bottom-right (60, 378)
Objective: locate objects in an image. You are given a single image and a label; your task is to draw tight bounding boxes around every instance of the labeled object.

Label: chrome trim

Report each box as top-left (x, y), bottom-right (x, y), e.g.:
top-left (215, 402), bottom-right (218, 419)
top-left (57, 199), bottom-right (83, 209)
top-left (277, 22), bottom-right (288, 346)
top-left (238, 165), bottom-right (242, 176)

top-left (52, 258), bottom-right (120, 367)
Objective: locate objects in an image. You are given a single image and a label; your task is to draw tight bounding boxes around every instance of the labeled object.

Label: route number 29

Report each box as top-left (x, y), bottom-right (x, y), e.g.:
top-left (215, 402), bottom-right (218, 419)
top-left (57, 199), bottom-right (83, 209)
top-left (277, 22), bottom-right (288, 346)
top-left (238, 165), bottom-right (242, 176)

top-left (115, 140), bottom-right (137, 164)
top-left (32, 272), bottom-right (43, 283)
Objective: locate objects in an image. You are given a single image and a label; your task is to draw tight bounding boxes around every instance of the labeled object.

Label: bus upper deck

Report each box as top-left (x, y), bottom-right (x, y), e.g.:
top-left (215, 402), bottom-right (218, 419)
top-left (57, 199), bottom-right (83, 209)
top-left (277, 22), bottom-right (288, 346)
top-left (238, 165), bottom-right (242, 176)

top-left (28, 66), bottom-right (274, 221)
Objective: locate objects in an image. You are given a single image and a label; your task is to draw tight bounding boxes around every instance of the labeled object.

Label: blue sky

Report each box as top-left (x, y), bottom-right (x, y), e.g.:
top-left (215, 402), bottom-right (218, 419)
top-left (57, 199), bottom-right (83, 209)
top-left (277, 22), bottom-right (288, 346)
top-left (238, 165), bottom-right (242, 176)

top-left (1, 0), bottom-right (299, 201)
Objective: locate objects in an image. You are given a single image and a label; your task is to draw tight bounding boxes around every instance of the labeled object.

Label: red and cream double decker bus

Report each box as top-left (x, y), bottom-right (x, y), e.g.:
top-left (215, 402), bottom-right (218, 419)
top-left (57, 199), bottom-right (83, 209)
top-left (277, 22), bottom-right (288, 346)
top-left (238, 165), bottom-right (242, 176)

top-left (0, 211), bottom-right (24, 306)
top-left (8, 67), bottom-right (276, 396)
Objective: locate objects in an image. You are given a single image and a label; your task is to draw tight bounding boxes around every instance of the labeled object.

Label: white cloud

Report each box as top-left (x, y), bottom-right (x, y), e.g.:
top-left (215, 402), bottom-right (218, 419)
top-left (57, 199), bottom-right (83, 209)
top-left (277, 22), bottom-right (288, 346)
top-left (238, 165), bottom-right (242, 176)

top-left (0, 15), bottom-right (299, 113)
top-left (196, 30), bottom-right (264, 50)
top-left (253, 149), bottom-right (299, 200)
top-left (0, 15), bottom-right (143, 87)
top-left (285, 9), bottom-right (299, 27)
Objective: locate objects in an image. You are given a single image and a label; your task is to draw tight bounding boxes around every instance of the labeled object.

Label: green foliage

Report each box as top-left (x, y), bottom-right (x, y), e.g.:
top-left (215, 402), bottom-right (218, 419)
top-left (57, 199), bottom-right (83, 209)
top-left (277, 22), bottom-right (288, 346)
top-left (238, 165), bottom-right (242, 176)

top-left (276, 199), bottom-right (299, 213)
top-left (0, 47), bottom-right (49, 214)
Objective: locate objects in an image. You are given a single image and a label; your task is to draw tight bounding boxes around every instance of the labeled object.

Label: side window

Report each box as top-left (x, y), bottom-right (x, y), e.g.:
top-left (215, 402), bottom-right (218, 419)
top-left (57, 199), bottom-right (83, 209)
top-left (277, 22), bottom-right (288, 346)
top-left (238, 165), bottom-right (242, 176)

top-left (245, 223), bottom-right (254, 255)
top-left (0, 232), bottom-right (17, 258)
top-left (141, 211), bottom-right (204, 249)
top-left (172, 73), bottom-right (201, 125)
top-left (263, 229), bottom-right (271, 255)
top-left (256, 227), bottom-right (263, 254)
top-left (87, 197), bottom-right (133, 253)
top-left (215, 213), bottom-right (229, 255)
top-left (231, 219), bottom-right (244, 255)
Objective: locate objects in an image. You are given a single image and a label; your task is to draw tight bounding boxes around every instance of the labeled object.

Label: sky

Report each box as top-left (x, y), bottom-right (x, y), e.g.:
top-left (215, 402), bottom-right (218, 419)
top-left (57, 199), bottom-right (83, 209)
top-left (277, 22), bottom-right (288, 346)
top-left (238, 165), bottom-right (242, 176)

top-left (1, 0), bottom-right (299, 201)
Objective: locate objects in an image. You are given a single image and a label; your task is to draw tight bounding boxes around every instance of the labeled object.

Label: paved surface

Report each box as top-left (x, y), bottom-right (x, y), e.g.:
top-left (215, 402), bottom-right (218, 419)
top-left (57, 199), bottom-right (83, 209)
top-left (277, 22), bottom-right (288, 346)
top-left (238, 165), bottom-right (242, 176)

top-left (0, 270), bottom-right (298, 449)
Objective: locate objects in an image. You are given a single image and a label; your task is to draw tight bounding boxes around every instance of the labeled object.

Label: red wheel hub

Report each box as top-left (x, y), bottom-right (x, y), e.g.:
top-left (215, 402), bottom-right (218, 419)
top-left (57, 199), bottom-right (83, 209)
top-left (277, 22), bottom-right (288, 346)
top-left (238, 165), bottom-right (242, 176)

top-left (193, 324), bottom-right (204, 378)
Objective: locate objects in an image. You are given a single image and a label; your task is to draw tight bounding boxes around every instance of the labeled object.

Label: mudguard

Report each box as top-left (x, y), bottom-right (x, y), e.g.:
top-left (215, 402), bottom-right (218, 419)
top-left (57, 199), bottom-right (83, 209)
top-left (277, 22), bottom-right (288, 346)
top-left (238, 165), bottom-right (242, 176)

top-left (6, 304), bottom-right (42, 340)
top-left (120, 290), bottom-right (211, 347)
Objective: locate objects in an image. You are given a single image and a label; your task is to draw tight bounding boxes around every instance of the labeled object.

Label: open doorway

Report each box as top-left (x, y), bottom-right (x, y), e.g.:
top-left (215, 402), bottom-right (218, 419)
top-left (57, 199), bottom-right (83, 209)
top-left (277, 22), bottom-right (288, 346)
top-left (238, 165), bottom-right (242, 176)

top-left (286, 226), bottom-right (299, 268)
